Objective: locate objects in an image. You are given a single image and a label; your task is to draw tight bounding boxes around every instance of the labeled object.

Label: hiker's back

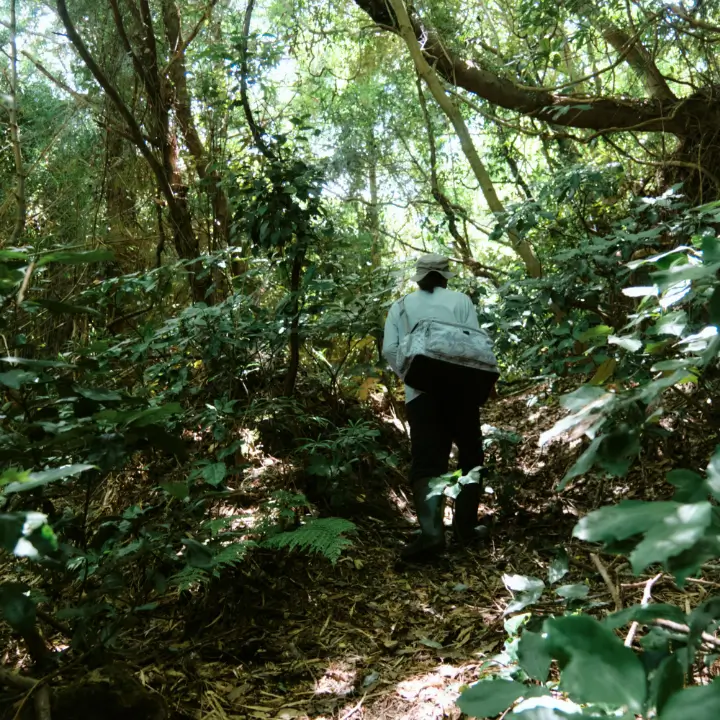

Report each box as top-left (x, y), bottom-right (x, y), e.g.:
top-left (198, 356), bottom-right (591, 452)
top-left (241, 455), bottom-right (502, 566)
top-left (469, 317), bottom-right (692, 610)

top-left (401, 287), bottom-right (469, 328)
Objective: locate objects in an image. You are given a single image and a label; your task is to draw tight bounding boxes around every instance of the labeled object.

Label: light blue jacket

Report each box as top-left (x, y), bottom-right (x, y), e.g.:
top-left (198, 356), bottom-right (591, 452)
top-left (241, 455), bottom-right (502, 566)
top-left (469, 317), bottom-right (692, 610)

top-left (382, 287), bottom-right (480, 403)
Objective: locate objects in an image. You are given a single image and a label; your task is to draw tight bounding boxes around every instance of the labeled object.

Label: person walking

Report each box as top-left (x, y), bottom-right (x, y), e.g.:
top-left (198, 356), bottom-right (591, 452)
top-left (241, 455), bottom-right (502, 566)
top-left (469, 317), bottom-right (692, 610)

top-left (382, 253), bottom-right (488, 562)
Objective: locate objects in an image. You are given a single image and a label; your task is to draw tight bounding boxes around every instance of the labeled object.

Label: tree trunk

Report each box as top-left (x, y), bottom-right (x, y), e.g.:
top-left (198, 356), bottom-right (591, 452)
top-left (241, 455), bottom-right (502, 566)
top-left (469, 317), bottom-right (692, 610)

top-left (283, 250), bottom-right (305, 397)
top-left (8, 0), bottom-right (25, 247)
top-left (389, 0), bottom-right (542, 277)
top-left (367, 135), bottom-right (381, 267)
top-left (162, 0), bottom-right (229, 250)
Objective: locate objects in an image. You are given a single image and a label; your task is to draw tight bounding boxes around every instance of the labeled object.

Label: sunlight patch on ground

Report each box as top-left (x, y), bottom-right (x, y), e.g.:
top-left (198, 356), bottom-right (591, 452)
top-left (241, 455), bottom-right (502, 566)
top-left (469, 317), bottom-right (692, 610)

top-left (314, 661), bottom-right (357, 696)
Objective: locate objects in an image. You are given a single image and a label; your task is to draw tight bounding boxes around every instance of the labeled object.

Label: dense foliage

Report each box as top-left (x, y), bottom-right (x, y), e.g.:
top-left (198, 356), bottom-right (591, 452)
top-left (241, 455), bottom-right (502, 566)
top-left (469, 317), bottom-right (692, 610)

top-left (2, 0), bottom-right (720, 716)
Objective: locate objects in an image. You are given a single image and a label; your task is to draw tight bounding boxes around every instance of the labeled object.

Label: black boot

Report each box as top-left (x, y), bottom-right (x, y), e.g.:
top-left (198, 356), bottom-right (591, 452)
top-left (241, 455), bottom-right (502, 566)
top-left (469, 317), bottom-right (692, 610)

top-left (400, 478), bottom-right (446, 562)
top-left (452, 481), bottom-right (487, 547)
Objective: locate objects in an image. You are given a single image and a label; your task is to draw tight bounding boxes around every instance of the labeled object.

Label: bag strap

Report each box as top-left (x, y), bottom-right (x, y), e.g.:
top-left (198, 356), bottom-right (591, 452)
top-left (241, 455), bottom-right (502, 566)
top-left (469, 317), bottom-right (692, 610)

top-left (399, 296), bottom-right (411, 335)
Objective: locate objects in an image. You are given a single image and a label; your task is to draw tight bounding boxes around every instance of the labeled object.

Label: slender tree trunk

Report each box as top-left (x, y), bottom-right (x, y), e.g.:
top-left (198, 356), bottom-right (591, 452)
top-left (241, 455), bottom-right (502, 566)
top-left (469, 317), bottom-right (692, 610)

top-left (162, 0), bottom-right (229, 249)
top-left (8, 0), bottom-right (26, 247)
top-left (367, 136), bottom-right (381, 267)
top-left (389, 0), bottom-right (542, 277)
top-left (283, 250), bottom-right (304, 397)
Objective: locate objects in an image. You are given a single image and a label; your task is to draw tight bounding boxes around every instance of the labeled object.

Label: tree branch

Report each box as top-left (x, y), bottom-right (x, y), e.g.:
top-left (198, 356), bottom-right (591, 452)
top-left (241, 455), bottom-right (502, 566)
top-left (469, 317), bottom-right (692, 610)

top-left (353, 0), bottom-right (698, 134)
top-left (388, 0), bottom-right (541, 277)
top-left (239, 0), bottom-right (273, 159)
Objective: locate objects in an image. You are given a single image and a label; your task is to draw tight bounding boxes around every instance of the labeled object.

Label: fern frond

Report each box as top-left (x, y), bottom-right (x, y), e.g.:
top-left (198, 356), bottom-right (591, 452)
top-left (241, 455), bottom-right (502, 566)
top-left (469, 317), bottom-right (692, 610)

top-left (262, 517), bottom-right (356, 564)
top-left (213, 540), bottom-right (253, 570)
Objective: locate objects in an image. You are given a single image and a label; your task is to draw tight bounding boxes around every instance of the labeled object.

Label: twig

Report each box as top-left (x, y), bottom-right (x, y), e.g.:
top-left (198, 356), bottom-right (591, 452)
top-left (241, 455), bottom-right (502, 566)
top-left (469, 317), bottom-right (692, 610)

top-left (340, 693), bottom-right (367, 720)
top-left (16, 261), bottom-right (34, 306)
top-left (591, 553), bottom-right (622, 611)
top-left (652, 618), bottom-right (720, 650)
top-left (625, 573), bottom-right (662, 647)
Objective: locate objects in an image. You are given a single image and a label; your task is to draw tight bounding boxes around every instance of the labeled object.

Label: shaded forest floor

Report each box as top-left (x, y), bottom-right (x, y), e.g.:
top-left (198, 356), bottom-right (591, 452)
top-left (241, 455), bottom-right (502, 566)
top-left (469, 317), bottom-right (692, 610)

top-left (2, 384), bottom-right (718, 720)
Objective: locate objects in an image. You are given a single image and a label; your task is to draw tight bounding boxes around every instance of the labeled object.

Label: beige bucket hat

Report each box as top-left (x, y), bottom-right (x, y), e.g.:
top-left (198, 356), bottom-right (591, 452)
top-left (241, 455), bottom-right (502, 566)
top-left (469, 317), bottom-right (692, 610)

top-left (411, 253), bottom-right (456, 282)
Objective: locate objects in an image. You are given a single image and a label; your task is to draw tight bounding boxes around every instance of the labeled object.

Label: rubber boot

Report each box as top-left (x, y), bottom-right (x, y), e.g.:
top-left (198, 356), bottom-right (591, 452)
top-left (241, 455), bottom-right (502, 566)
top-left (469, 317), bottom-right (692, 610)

top-left (452, 481), bottom-right (487, 547)
top-left (400, 478), bottom-right (446, 562)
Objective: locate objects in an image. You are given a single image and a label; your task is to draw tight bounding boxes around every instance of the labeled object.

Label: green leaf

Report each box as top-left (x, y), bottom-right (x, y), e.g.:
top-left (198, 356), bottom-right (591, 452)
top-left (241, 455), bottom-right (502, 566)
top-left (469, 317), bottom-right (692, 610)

top-left (181, 538), bottom-right (214, 569)
top-left (518, 631), bottom-right (551, 681)
top-left (558, 436), bottom-right (603, 488)
top-left (26, 299), bottom-right (101, 316)
top-left (555, 584), bottom-right (590, 600)
top-left (604, 603), bottom-right (688, 630)
top-left (629, 502), bottom-right (712, 575)
top-left (706, 445), bottom-right (720, 499)
top-left (574, 500), bottom-right (679, 543)
top-left (543, 615), bottom-right (647, 712)
top-left (577, 325), bottom-right (613, 342)
top-left (74, 386), bottom-right (121, 402)
top-left (548, 549), bottom-right (569, 584)
top-left (3, 464), bottom-right (95, 494)
top-left (649, 655), bottom-right (684, 715)
top-left (667, 469), bottom-right (708, 503)
top-left (608, 335), bottom-right (643, 352)
top-left (0, 369), bottom-right (38, 390)
top-left (201, 462), bottom-right (226, 486)
top-left (126, 403), bottom-right (183, 427)
top-left (0, 583), bottom-right (36, 634)
top-left (38, 248), bottom-right (115, 266)
top-left (710, 287), bottom-right (720, 326)
top-left (503, 575), bottom-right (545, 614)
top-left (457, 679), bottom-right (547, 718)
top-left (160, 482), bottom-right (190, 501)
top-left (658, 679), bottom-right (720, 719)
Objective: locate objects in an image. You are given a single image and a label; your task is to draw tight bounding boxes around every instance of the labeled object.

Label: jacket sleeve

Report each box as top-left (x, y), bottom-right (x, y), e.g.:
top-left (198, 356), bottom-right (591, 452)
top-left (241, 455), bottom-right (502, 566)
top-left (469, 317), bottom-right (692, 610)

top-left (382, 303), bottom-right (401, 376)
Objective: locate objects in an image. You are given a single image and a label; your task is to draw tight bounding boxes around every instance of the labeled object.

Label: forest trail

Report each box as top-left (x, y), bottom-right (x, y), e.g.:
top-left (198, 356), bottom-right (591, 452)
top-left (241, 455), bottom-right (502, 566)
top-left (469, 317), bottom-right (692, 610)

top-left (2, 385), bottom-right (698, 720)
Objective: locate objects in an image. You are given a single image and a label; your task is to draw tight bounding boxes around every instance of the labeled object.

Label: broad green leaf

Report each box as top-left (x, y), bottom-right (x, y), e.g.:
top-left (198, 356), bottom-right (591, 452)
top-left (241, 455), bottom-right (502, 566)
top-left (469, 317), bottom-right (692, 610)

top-left (0, 469), bottom-right (30, 487)
top-left (666, 469), bottom-right (708, 503)
top-left (457, 679), bottom-right (548, 718)
top-left (201, 462), bottom-right (226, 486)
top-left (0, 369), bottom-right (37, 390)
top-left (511, 695), bottom-right (603, 718)
top-left (548, 549), bottom-right (569, 584)
top-left (125, 403), bottom-right (183, 427)
top-left (555, 584), bottom-right (589, 600)
top-left (543, 615), bottom-right (647, 712)
top-left (3, 464), bottom-right (95, 494)
top-left (518, 631), bottom-right (551, 681)
top-left (608, 335), bottom-right (642, 352)
top-left (38, 248), bottom-right (115, 266)
top-left (181, 538), bottom-right (214, 569)
top-left (629, 502), bottom-right (712, 575)
top-left (559, 385), bottom-right (608, 412)
top-left (659, 679), bottom-right (720, 719)
top-left (574, 501), bottom-right (680, 543)
top-left (589, 358), bottom-right (616, 385)
top-left (710, 287), bottom-right (720, 326)
top-left (706, 446), bottom-right (720, 499)
top-left (604, 603), bottom-right (687, 630)
top-left (558, 436), bottom-right (603, 488)
top-left (649, 655), bottom-right (684, 715)
top-left (160, 482), bottom-right (190, 501)
top-left (577, 325), bottom-right (613, 342)
top-left (26, 299), bottom-right (101, 316)
top-left (74, 386), bottom-right (121, 402)
top-left (0, 583), bottom-right (36, 633)
top-left (0, 356), bottom-right (73, 369)
top-left (503, 575), bottom-right (545, 614)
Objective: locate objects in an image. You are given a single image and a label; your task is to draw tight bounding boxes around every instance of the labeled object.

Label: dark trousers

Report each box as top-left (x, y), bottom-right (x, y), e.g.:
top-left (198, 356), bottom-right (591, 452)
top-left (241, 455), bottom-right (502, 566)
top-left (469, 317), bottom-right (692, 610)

top-left (406, 393), bottom-right (484, 482)
top-left (406, 392), bottom-right (484, 535)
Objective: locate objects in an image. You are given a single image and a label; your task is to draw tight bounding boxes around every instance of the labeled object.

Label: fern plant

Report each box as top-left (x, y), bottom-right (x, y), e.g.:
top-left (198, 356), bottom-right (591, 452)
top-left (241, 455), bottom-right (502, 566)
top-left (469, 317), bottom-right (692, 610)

top-left (262, 517), bottom-right (356, 564)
